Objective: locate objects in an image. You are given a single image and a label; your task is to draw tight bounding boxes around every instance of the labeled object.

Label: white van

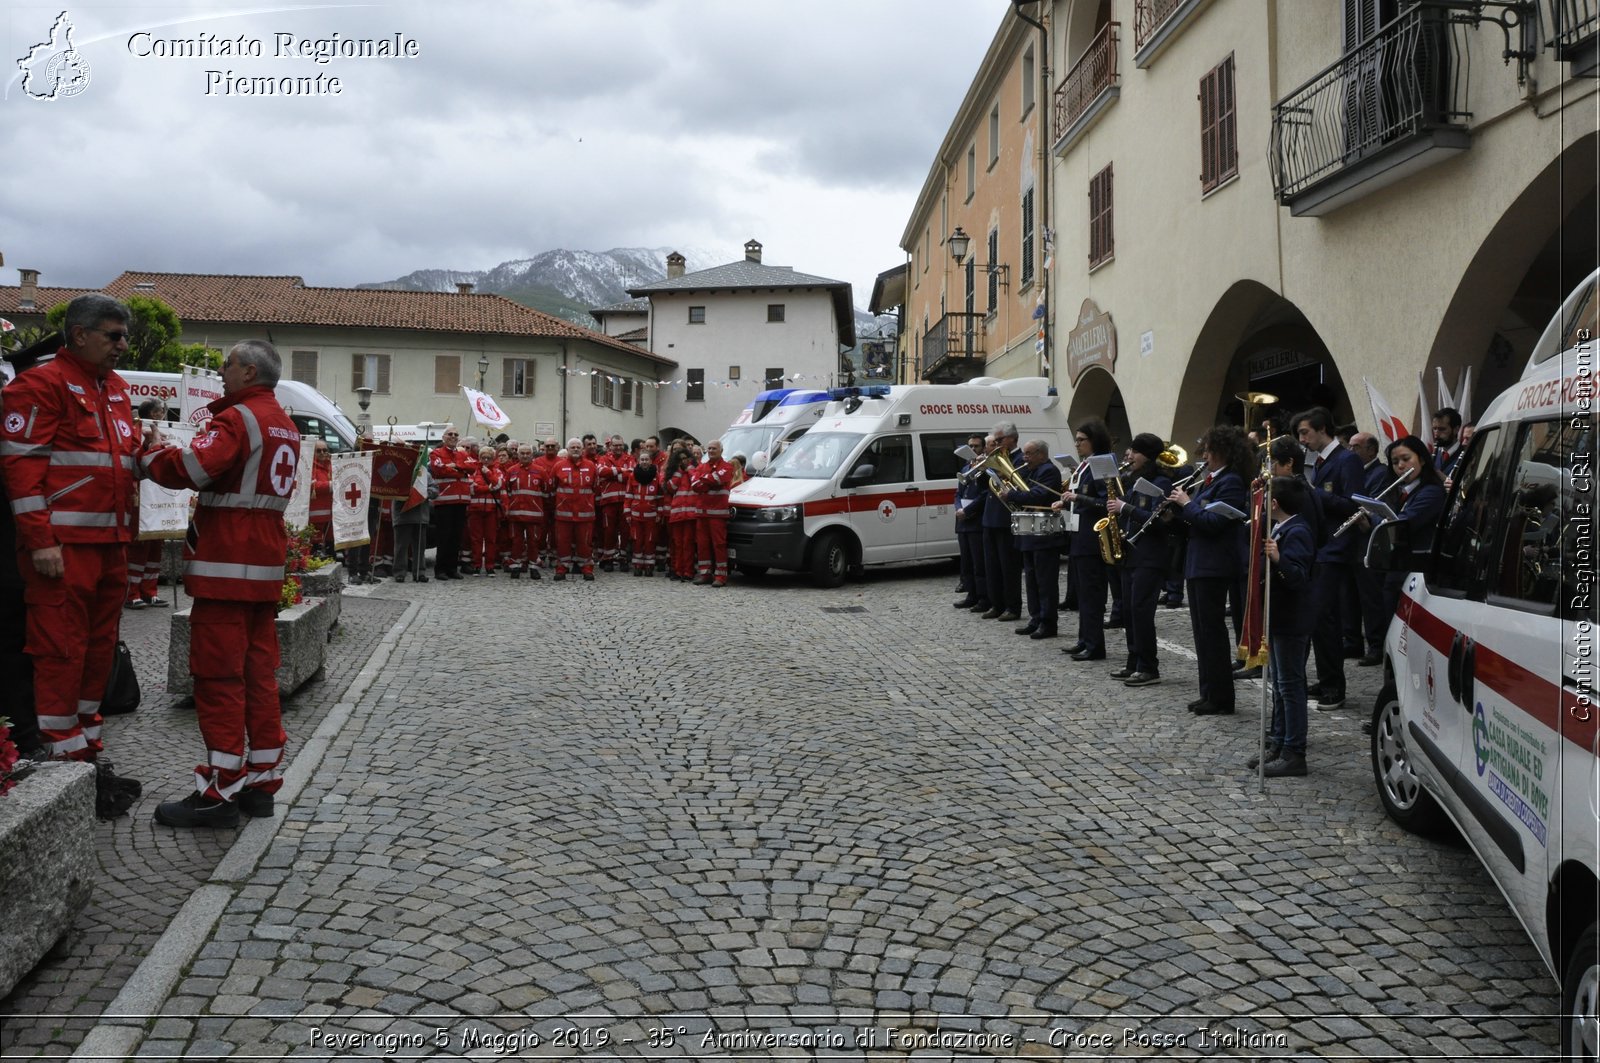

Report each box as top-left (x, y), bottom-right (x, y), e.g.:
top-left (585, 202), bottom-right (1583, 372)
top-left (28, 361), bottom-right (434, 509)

top-left (120, 371), bottom-right (361, 454)
top-left (727, 377), bottom-right (1071, 586)
top-left (1367, 270), bottom-right (1597, 1054)
top-left (719, 388), bottom-right (830, 473)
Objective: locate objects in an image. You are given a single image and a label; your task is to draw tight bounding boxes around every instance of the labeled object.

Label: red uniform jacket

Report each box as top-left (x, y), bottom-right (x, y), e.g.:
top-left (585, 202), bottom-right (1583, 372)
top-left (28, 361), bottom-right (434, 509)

top-left (504, 461), bottom-right (546, 521)
top-left (141, 385), bottom-right (299, 602)
top-left (551, 457), bottom-right (597, 521)
top-left (1, 348), bottom-right (139, 550)
top-left (667, 468), bottom-right (700, 523)
top-left (470, 465), bottom-right (504, 509)
top-left (309, 457), bottom-right (332, 525)
top-left (596, 453), bottom-right (628, 507)
top-left (429, 444), bottom-right (473, 505)
top-left (691, 458), bottom-right (735, 518)
top-left (625, 463), bottom-right (664, 520)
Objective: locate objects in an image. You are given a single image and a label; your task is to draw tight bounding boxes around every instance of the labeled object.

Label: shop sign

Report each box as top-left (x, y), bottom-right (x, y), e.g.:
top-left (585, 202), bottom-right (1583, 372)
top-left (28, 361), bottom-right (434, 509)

top-left (1066, 299), bottom-right (1116, 386)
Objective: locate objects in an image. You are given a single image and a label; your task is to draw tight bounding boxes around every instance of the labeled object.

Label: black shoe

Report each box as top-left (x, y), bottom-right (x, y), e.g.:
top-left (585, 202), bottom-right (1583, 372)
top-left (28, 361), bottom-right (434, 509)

top-left (693, 576), bottom-right (712, 586)
top-left (954, 583), bottom-right (968, 594)
top-left (415, 574), bottom-right (429, 583)
top-left (393, 572), bottom-right (408, 583)
top-left (97, 758), bottom-right (142, 798)
top-left (1123, 672), bottom-right (1161, 687)
top-left (237, 788), bottom-right (275, 818)
top-left (1070, 649), bottom-right (1106, 662)
top-left (1264, 752), bottom-right (1308, 777)
top-left (529, 568), bottom-right (542, 580)
top-left (968, 601), bottom-right (992, 612)
top-left (509, 569), bottom-right (521, 580)
top-left (1030, 627), bottom-right (1057, 640)
top-left (1109, 665), bottom-right (1136, 679)
top-left (1233, 666), bottom-right (1263, 681)
top-left (953, 598), bottom-right (979, 609)
top-left (1105, 615), bottom-right (1124, 629)
top-left (1187, 698), bottom-right (1207, 711)
top-left (463, 566), bottom-right (478, 576)
top-left (1246, 744), bottom-right (1282, 770)
top-left (601, 562), bottom-right (614, 572)
top-left (1014, 622), bottom-right (1039, 636)
top-left (1315, 692), bottom-right (1346, 711)
top-left (996, 611), bottom-right (1021, 622)
top-left (583, 573), bottom-right (595, 582)
top-left (154, 792), bottom-right (240, 829)
top-left (554, 572), bottom-right (567, 582)
top-left (1358, 653), bottom-right (1382, 667)
top-left (1191, 701), bottom-right (1236, 716)
top-left (1307, 682), bottom-right (1324, 701)
top-left (1062, 642), bottom-right (1088, 656)
top-left (981, 608), bottom-right (1004, 619)
top-left (1062, 595), bottom-right (1078, 611)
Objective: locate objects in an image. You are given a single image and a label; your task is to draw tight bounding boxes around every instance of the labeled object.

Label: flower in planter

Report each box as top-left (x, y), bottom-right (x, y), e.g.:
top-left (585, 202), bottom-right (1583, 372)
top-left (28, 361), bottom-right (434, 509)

top-left (0, 717), bottom-right (20, 796)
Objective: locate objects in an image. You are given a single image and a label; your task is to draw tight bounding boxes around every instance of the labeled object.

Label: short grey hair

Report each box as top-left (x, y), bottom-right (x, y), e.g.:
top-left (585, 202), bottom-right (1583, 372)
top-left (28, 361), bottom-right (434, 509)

top-left (230, 339), bottom-right (282, 388)
top-left (993, 420), bottom-right (1018, 442)
top-left (1023, 438), bottom-right (1049, 458)
top-left (63, 294), bottom-right (131, 339)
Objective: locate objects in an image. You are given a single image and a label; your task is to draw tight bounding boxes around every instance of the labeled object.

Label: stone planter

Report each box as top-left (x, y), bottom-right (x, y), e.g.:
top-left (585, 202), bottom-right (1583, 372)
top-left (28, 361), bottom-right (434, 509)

top-left (0, 761), bottom-right (96, 999)
top-left (168, 596), bottom-right (335, 700)
top-left (298, 566), bottom-right (344, 626)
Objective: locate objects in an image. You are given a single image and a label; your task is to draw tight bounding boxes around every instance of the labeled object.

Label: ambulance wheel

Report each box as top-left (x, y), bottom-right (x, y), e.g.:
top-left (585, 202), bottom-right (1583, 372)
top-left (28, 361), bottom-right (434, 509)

top-left (1564, 921), bottom-right (1600, 1062)
top-left (737, 564), bottom-right (768, 578)
top-left (1370, 679), bottom-right (1446, 836)
top-left (809, 531), bottom-right (849, 588)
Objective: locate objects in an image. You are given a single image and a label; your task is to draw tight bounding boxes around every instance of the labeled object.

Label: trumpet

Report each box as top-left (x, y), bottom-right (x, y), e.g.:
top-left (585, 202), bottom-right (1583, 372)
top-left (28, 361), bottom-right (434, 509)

top-left (1331, 467), bottom-right (1416, 538)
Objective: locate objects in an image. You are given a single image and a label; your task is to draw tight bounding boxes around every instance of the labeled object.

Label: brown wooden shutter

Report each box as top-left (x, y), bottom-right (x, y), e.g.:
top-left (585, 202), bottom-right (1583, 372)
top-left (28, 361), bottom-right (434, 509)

top-left (351, 353), bottom-right (365, 391)
top-left (1219, 56), bottom-right (1237, 180)
top-left (1200, 66), bottom-right (1219, 190)
top-left (503, 360), bottom-right (515, 396)
top-left (375, 355), bottom-right (390, 395)
top-left (434, 355), bottom-right (458, 394)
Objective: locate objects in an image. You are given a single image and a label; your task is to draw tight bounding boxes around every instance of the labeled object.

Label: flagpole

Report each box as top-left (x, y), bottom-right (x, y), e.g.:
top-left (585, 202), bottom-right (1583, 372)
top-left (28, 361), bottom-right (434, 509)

top-left (1257, 470), bottom-right (1274, 793)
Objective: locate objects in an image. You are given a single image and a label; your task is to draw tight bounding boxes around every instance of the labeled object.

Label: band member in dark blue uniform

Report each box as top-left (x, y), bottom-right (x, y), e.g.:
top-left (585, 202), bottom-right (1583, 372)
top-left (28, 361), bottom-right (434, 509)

top-left (1376, 435), bottom-right (1446, 620)
top-left (1258, 475), bottom-right (1317, 777)
top-left (979, 422), bottom-right (1024, 622)
top-left (1057, 419), bottom-right (1112, 661)
top-left (1169, 425), bottom-right (1250, 715)
top-left (953, 436), bottom-right (990, 611)
top-left (1006, 439), bottom-right (1067, 639)
top-left (1294, 406), bottom-right (1362, 711)
top-left (1107, 433), bottom-right (1172, 686)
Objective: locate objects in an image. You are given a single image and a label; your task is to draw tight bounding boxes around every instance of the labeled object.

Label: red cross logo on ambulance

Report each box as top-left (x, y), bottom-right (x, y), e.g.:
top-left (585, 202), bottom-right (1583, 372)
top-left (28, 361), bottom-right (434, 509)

top-left (877, 499), bottom-right (897, 523)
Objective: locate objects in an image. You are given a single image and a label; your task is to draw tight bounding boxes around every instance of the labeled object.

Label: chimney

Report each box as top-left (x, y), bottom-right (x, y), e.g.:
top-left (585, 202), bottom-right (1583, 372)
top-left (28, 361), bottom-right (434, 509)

top-left (744, 239), bottom-right (762, 263)
top-left (18, 268), bottom-right (39, 310)
top-left (456, 281), bottom-right (475, 295)
top-left (666, 251), bottom-right (686, 279)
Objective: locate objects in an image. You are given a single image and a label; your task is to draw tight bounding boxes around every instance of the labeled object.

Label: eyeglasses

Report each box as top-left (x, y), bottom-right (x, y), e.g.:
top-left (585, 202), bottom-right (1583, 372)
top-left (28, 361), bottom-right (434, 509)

top-left (1074, 436), bottom-right (1089, 443)
top-left (91, 329), bottom-right (129, 343)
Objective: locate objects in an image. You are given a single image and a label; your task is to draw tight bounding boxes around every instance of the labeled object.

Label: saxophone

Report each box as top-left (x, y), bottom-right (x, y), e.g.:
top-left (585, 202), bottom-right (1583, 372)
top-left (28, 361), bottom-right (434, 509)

top-left (1093, 462), bottom-right (1130, 565)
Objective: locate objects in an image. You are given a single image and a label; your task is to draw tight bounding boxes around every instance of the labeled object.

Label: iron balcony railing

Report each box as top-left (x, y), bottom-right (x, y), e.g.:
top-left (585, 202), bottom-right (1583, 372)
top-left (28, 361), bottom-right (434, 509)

top-left (1270, 5), bottom-right (1469, 203)
top-left (1054, 22), bottom-right (1120, 142)
top-left (1547, 0), bottom-right (1599, 52)
top-left (922, 312), bottom-right (986, 379)
top-left (1134, 0), bottom-right (1184, 51)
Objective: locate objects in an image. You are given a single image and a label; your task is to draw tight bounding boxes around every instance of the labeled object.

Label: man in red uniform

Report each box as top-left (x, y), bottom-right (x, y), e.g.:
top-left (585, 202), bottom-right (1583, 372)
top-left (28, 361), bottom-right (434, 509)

top-left (533, 437), bottom-right (560, 570)
top-left (142, 339), bottom-right (300, 828)
top-left (428, 427), bottom-right (471, 579)
top-left (308, 441), bottom-right (333, 556)
top-left (625, 439), bottom-right (663, 576)
top-left (691, 439), bottom-right (735, 587)
top-left (551, 436), bottom-right (598, 580)
top-left (504, 443), bottom-right (545, 580)
top-left (466, 444), bottom-right (503, 574)
top-left (0, 294), bottom-right (143, 813)
top-left (595, 435), bottom-right (629, 571)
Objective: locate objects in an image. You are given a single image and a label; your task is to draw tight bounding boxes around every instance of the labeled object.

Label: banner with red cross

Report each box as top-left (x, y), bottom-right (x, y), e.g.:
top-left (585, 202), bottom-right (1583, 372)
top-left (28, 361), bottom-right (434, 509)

top-left (331, 451), bottom-right (373, 549)
top-left (360, 438), bottom-right (422, 502)
top-left (284, 439), bottom-right (315, 529)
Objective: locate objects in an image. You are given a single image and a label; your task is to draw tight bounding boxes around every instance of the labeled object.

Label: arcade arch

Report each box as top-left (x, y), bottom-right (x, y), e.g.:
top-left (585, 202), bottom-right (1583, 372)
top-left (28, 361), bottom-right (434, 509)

top-left (1065, 364), bottom-right (1131, 446)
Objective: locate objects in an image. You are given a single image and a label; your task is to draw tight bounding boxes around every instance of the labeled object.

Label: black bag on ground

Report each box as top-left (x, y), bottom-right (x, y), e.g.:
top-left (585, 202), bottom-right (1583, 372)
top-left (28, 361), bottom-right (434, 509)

top-left (101, 639), bottom-right (141, 716)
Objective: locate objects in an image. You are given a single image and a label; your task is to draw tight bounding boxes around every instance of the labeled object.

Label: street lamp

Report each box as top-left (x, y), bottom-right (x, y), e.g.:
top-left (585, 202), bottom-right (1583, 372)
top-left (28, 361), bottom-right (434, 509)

top-left (947, 226), bottom-right (1010, 289)
top-left (477, 354), bottom-right (490, 391)
top-left (355, 384), bottom-right (373, 439)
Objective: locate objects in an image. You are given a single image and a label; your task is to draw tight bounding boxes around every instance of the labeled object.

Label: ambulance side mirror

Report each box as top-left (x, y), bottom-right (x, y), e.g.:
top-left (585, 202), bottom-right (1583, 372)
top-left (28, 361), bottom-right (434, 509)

top-left (1364, 519), bottom-right (1413, 572)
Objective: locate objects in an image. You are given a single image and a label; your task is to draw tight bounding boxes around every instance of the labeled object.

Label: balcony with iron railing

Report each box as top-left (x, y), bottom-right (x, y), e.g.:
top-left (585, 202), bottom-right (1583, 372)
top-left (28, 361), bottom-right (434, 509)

top-left (921, 312), bottom-right (987, 383)
top-left (1545, 0), bottom-right (1599, 73)
top-left (1133, 0), bottom-right (1217, 66)
top-left (1053, 23), bottom-right (1120, 156)
top-left (1270, 4), bottom-right (1471, 217)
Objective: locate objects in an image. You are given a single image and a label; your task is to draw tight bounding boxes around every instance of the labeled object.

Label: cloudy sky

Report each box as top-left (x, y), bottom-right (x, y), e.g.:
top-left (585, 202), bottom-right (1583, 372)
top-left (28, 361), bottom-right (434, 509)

top-left (1, 0), bottom-right (1010, 307)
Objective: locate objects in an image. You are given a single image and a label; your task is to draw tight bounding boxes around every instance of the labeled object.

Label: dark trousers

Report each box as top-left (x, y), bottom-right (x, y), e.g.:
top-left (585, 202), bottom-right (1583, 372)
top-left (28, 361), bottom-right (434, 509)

top-left (1356, 561), bottom-right (1388, 652)
top-left (1188, 577), bottom-right (1235, 709)
top-left (1022, 547), bottom-right (1060, 628)
top-left (1070, 553), bottom-right (1107, 653)
top-left (958, 530), bottom-right (987, 604)
top-left (431, 503), bottom-right (468, 576)
top-left (982, 525), bottom-right (1022, 615)
top-left (1342, 576), bottom-right (1363, 652)
top-left (1310, 561), bottom-right (1351, 695)
top-left (1107, 560), bottom-right (1124, 617)
top-left (1268, 632), bottom-right (1311, 755)
top-left (393, 523), bottom-right (427, 577)
top-left (1121, 565), bottom-right (1162, 674)
top-left (0, 581), bottom-right (39, 755)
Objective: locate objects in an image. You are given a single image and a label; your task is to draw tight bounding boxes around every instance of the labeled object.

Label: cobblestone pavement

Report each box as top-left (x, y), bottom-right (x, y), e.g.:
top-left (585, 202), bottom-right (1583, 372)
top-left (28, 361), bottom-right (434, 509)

top-left (0, 591), bottom-right (408, 1057)
top-left (14, 563), bottom-right (1566, 1060)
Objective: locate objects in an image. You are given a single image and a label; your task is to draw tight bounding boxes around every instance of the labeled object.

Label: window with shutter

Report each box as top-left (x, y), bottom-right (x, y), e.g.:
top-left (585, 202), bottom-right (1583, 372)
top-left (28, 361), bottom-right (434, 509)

top-left (291, 350), bottom-right (318, 387)
top-left (591, 373), bottom-right (602, 406)
top-left (621, 378), bottom-right (633, 412)
top-left (1089, 164), bottom-right (1115, 268)
top-left (765, 367), bottom-right (784, 388)
top-left (1020, 187), bottom-right (1035, 287)
top-left (374, 355), bottom-right (390, 396)
top-left (503, 358), bottom-right (531, 397)
top-left (687, 368), bottom-right (705, 402)
top-left (986, 229), bottom-right (1000, 311)
top-left (1200, 55), bottom-right (1238, 193)
top-left (351, 353), bottom-right (391, 394)
top-left (434, 355), bottom-right (460, 394)
top-left (351, 353), bottom-right (365, 391)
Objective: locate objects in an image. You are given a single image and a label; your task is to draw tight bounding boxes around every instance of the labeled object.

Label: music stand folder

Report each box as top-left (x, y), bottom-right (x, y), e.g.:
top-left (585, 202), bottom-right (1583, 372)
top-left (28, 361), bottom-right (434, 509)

top-left (1352, 494), bottom-right (1399, 524)
top-left (1204, 501), bottom-right (1249, 522)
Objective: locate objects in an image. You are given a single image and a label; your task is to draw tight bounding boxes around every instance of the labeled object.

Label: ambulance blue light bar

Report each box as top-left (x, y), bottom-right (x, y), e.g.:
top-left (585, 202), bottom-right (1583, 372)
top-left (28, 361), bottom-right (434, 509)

top-left (827, 385), bottom-right (891, 401)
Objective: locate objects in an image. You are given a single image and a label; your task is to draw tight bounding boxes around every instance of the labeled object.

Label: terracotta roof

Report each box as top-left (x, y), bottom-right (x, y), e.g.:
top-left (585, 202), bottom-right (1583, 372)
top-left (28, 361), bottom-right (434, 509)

top-left (615, 326), bottom-right (650, 342)
top-left (0, 271), bottom-right (676, 367)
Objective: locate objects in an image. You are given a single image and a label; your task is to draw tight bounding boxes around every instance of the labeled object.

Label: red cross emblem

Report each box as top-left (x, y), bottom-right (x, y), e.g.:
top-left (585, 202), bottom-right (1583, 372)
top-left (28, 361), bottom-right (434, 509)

top-left (344, 481), bottom-right (364, 508)
top-left (273, 451), bottom-right (297, 486)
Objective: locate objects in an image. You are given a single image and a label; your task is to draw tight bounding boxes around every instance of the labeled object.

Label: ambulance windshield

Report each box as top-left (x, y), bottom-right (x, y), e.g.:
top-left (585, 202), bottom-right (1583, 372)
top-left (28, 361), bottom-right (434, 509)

top-left (720, 425), bottom-right (784, 470)
top-left (766, 431), bottom-right (863, 480)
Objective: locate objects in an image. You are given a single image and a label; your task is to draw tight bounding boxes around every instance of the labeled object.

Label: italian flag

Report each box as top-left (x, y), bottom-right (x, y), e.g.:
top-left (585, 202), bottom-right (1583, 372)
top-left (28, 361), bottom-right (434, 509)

top-left (401, 445), bottom-right (431, 512)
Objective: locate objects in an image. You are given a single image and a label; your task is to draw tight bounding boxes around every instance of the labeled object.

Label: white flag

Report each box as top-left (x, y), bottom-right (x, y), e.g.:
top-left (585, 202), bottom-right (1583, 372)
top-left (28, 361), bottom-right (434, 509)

top-left (1364, 377), bottom-right (1410, 446)
top-left (179, 365), bottom-right (224, 427)
top-left (330, 452), bottom-right (373, 550)
top-left (137, 479), bottom-right (192, 541)
top-left (462, 385), bottom-right (510, 430)
top-left (284, 439), bottom-right (315, 529)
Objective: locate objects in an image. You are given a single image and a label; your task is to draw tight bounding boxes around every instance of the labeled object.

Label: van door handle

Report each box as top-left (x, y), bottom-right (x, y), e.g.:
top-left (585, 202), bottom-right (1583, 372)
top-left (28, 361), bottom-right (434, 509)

top-left (1461, 638), bottom-right (1476, 710)
top-left (1447, 632), bottom-right (1464, 704)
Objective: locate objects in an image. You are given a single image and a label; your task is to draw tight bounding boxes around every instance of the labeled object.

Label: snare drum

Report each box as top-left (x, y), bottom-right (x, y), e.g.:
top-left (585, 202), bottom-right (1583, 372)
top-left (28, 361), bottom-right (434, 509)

top-left (1011, 510), bottom-right (1064, 537)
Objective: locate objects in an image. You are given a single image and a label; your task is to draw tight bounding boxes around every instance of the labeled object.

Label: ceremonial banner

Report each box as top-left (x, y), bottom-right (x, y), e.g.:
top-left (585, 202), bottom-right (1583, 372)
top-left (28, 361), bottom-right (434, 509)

top-left (1363, 378), bottom-right (1410, 446)
top-left (360, 438), bottom-right (421, 501)
top-left (136, 479), bottom-right (192, 541)
top-left (178, 365), bottom-right (224, 427)
top-left (331, 452), bottom-right (373, 550)
top-left (462, 385), bottom-right (510, 430)
top-left (284, 439), bottom-right (315, 529)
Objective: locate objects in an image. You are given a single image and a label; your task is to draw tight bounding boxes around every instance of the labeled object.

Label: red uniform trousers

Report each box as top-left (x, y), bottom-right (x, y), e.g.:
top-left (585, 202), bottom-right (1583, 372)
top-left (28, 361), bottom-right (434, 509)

top-left (309, 516), bottom-right (333, 554)
top-left (496, 512), bottom-right (513, 569)
top-left (189, 598), bottom-right (286, 801)
top-left (629, 518), bottom-right (659, 573)
top-left (553, 518), bottom-right (594, 575)
top-left (467, 508), bottom-right (501, 571)
top-left (696, 516), bottom-right (729, 582)
top-left (597, 503), bottom-right (624, 564)
top-left (656, 511), bottom-right (670, 571)
top-left (509, 517), bottom-right (543, 571)
top-left (126, 539), bottom-right (163, 602)
top-left (21, 542), bottom-right (125, 760)
top-left (670, 522), bottom-right (697, 580)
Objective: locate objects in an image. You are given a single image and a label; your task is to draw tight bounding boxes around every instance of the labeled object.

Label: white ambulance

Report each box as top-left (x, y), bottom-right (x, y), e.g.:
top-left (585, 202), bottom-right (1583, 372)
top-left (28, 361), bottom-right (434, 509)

top-left (719, 387), bottom-right (830, 472)
top-left (727, 377), bottom-right (1072, 586)
top-left (120, 370), bottom-right (361, 454)
top-left (1367, 270), bottom-right (1598, 1055)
